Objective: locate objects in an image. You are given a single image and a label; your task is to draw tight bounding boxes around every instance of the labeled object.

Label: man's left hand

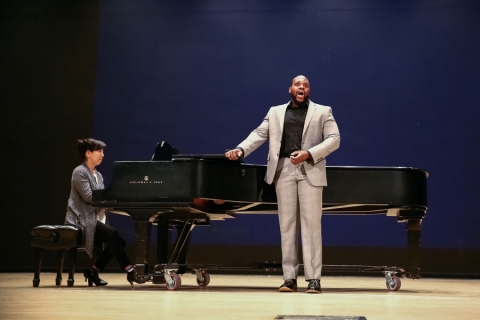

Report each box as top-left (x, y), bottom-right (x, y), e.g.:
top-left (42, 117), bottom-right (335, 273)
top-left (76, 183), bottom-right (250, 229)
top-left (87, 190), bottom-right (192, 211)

top-left (290, 150), bottom-right (310, 165)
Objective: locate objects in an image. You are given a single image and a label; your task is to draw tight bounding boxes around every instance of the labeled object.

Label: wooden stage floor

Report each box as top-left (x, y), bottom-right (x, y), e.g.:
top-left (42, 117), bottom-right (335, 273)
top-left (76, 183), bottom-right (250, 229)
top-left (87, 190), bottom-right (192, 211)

top-left (0, 273), bottom-right (479, 319)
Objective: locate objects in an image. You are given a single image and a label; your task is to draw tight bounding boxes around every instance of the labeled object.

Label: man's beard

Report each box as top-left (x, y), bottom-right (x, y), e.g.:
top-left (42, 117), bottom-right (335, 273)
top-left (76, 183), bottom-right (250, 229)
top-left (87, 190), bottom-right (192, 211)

top-left (291, 93), bottom-right (309, 106)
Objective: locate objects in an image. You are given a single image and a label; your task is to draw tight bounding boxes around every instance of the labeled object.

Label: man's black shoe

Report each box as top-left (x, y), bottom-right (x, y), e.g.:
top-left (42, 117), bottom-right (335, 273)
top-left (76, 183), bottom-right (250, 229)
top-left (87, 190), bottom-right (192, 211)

top-left (306, 279), bottom-right (321, 293)
top-left (279, 279), bottom-right (297, 292)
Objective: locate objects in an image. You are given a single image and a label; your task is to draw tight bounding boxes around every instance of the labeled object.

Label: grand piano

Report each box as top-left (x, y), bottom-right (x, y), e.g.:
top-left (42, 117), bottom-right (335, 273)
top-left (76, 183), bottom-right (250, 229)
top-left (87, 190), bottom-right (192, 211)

top-left (93, 154), bottom-right (428, 291)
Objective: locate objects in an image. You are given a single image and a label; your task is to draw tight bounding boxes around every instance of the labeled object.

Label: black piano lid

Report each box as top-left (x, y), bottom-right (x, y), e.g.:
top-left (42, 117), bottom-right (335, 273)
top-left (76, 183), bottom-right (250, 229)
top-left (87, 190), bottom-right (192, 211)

top-left (154, 148), bottom-right (428, 177)
top-left (93, 161), bottom-right (428, 209)
top-left (326, 166), bottom-right (429, 177)
top-left (173, 154), bottom-right (243, 163)
top-left (173, 158), bottom-right (429, 177)
top-left (156, 154), bottom-right (429, 177)
top-left (174, 154), bottom-right (229, 159)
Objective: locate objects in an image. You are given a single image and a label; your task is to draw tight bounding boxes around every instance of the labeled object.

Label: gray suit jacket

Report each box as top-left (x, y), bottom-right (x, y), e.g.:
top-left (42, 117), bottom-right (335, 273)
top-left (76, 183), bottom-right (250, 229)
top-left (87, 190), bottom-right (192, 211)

top-left (64, 163), bottom-right (104, 258)
top-left (238, 100), bottom-right (340, 186)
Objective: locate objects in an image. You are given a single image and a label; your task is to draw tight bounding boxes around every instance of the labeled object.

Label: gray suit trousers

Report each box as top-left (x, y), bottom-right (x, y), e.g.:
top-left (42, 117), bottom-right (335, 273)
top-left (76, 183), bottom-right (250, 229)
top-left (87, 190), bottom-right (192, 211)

top-left (274, 158), bottom-right (323, 281)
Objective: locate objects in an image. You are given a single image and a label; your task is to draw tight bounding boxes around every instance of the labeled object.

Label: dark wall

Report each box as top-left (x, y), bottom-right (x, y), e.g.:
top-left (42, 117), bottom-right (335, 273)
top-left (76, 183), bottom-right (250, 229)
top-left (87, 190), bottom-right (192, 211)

top-left (0, 0), bottom-right (99, 269)
top-left (92, 0), bottom-right (480, 276)
top-left (2, 0), bottom-right (479, 276)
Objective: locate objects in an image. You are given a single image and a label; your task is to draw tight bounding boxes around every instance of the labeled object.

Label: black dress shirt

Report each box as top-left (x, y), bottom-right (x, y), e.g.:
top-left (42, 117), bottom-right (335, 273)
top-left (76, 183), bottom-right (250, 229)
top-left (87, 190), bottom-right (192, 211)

top-left (279, 101), bottom-right (309, 157)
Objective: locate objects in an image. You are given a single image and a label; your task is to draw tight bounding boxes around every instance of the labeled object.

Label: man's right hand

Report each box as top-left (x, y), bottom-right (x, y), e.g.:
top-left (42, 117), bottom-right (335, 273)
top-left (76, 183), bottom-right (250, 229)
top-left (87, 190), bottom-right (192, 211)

top-left (225, 149), bottom-right (243, 160)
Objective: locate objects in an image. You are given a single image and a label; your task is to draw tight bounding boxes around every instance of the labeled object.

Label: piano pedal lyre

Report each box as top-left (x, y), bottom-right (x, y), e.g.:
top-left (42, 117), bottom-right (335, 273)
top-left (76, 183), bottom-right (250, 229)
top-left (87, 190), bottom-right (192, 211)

top-left (133, 264), bottom-right (152, 283)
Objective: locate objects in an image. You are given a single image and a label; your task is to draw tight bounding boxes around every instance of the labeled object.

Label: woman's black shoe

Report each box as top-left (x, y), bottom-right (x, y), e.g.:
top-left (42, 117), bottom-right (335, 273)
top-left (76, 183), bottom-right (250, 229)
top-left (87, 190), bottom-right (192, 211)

top-left (83, 268), bottom-right (108, 287)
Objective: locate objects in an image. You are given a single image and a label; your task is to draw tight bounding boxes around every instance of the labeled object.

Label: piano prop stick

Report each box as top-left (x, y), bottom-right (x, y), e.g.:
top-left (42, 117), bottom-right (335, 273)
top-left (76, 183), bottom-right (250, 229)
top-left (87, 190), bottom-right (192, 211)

top-left (93, 153), bottom-right (428, 291)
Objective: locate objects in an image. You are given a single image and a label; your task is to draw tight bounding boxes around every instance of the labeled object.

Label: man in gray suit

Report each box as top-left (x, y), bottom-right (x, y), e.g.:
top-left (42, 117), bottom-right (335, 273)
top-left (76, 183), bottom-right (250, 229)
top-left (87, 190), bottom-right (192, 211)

top-left (225, 75), bottom-right (340, 293)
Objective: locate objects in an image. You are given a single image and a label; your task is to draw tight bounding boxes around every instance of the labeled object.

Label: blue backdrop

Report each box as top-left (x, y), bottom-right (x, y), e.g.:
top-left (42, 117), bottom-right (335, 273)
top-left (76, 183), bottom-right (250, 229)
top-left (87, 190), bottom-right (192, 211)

top-left (92, 0), bottom-right (480, 250)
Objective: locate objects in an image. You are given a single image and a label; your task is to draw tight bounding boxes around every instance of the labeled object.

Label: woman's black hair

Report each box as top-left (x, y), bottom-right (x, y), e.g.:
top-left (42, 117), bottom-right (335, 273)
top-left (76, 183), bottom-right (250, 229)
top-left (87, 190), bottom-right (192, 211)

top-left (77, 138), bottom-right (106, 160)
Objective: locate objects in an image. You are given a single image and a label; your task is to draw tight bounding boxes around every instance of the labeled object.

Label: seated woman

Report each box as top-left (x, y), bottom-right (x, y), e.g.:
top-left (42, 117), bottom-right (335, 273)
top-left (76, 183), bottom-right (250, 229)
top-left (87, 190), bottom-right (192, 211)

top-left (65, 138), bottom-right (143, 286)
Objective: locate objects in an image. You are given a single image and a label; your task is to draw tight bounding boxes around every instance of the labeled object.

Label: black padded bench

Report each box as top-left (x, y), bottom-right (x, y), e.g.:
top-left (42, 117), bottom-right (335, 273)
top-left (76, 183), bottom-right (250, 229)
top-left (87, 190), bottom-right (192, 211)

top-left (31, 225), bottom-right (93, 287)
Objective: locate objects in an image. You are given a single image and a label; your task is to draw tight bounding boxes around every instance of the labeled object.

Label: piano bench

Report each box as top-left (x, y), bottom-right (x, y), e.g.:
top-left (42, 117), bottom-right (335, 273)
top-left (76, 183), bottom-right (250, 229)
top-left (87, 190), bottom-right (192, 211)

top-left (31, 225), bottom-right (97, 288)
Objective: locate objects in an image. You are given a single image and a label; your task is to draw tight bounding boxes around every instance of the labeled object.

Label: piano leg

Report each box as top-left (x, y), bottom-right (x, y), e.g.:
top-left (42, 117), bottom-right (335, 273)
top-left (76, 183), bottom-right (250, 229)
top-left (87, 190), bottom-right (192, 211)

top-left (156, 220), bottom-right (169, 264)
top-left (133, 221), bottom-right (150, 266)
top-left (406, 218), bottom-right (422, 279)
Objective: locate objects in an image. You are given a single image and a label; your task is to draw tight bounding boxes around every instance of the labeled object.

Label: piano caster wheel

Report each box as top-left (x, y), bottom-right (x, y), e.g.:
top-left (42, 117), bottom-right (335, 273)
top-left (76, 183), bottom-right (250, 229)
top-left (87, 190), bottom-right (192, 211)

top-left (166, 272), bottom-right (181, 291)
top-left (386, 274), bottom-right (401, 291)
top-left (196, 272), bottom-right (210, 287)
